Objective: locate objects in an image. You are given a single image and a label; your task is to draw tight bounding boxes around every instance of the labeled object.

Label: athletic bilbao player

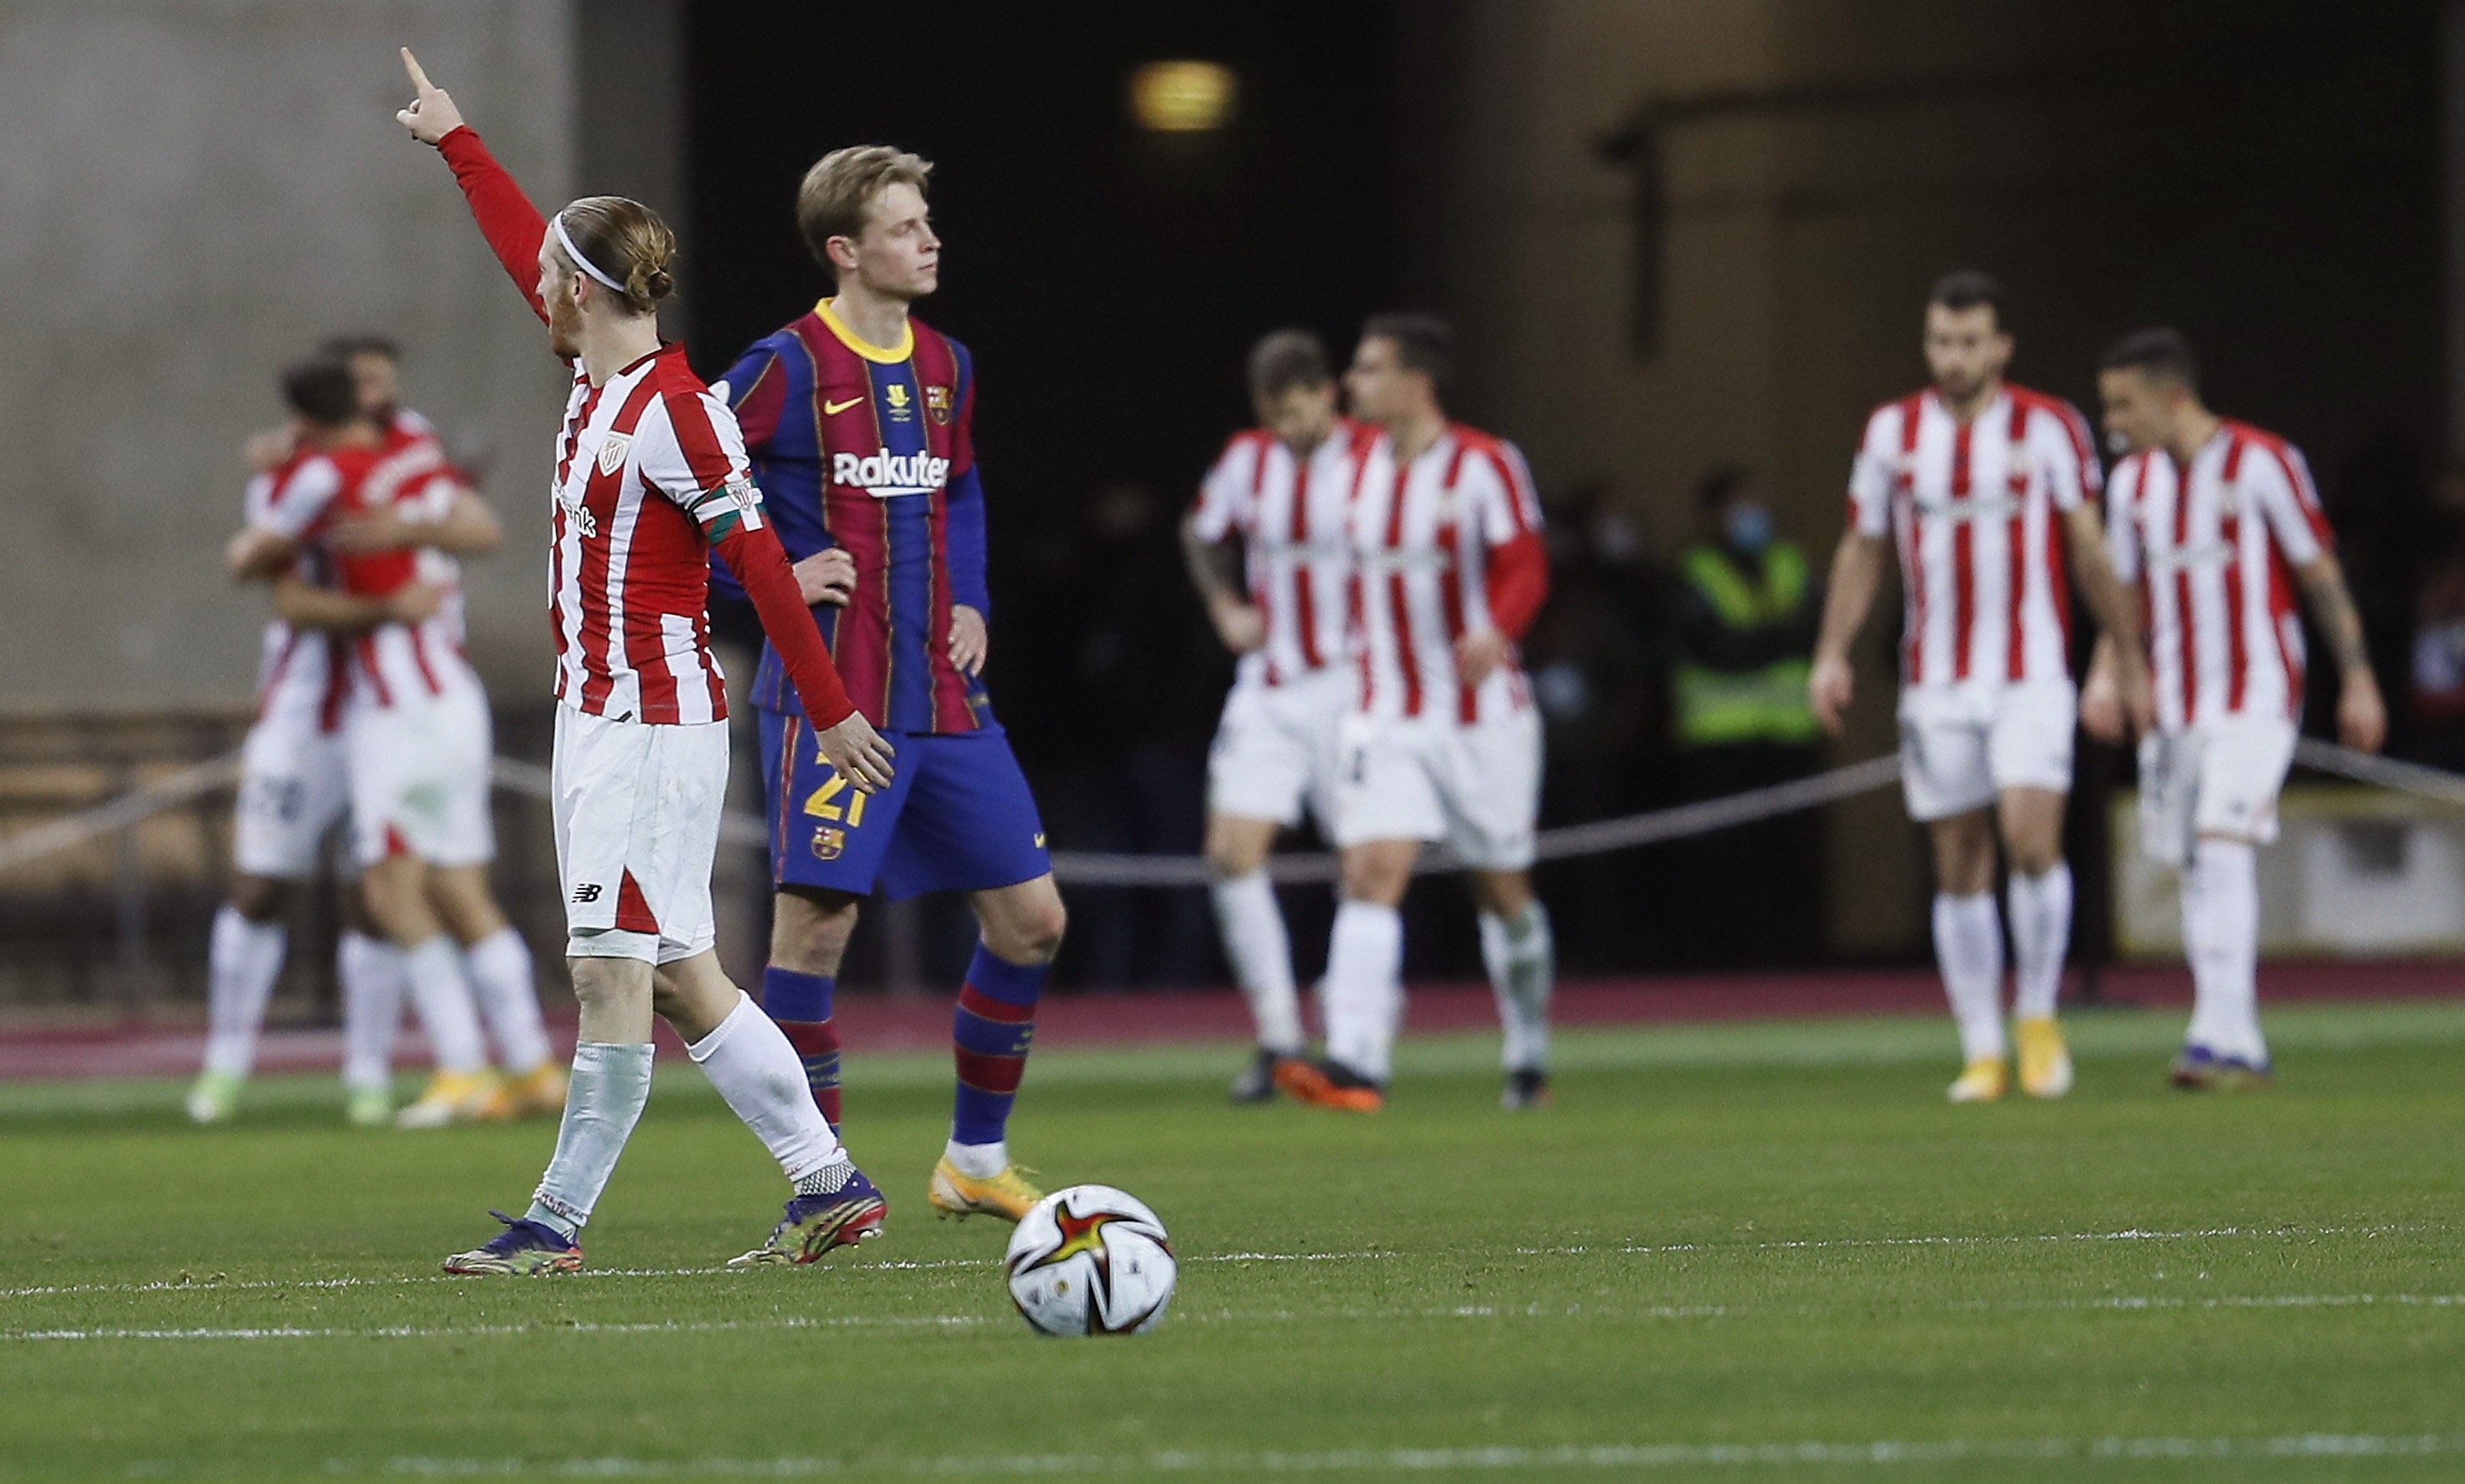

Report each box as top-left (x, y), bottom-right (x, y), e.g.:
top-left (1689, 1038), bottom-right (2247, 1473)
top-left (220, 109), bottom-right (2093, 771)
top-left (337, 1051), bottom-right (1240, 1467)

top-left (1183, 330), bottom-right (1362, 1102)
top-left (396, 51), bottom-right (897, 1273)
top-left (1279, 315), bottom-right (1554, 1114)
top-left (1810, 271), bottom-right (2152, 1103)
top-left (195, 343), bottom-right (519, 1128)
top-left (711, 145), bottom-right (1065, 1222)
top-left (2084, 329), bottom-right (2385, 1088)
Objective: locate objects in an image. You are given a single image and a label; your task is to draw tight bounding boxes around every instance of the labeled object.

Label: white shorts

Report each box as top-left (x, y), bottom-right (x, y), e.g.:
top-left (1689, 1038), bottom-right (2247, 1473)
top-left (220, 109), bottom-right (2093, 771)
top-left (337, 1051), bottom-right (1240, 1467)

top-left (2136, 716), bottom-right (2299, 870)
top-left (551, 704), bottom-right (728, 964)
top-left (345, 681), bottom-right (495, 870)
top-left (1332, 705), bottom-right (1543, 871)
top-left (1206, 670), bottom-right (1349, 829)
top-left (1897, 682), bottom-right (2077, 823)
top-left (232, 704), bottom-right (349, 880)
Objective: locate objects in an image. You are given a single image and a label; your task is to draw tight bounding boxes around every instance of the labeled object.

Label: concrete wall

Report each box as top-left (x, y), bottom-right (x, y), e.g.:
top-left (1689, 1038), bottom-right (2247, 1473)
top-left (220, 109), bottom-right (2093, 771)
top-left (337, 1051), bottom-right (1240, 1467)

top-left (1422, 0), bottom-right (2442, 953)
top-left (0, 0), bottom-right (588, 709)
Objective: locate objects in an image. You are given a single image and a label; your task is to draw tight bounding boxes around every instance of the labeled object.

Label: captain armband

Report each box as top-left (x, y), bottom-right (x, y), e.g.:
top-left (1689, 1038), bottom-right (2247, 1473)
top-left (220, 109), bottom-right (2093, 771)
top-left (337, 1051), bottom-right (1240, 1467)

top-left (689, 476), bottom-right (765, 540)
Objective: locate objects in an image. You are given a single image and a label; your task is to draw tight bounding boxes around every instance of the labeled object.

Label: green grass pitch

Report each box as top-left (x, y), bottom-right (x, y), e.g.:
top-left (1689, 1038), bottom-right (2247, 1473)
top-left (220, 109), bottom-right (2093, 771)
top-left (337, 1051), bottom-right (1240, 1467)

top-left (4, 1000), bottom-right (2463, 1482)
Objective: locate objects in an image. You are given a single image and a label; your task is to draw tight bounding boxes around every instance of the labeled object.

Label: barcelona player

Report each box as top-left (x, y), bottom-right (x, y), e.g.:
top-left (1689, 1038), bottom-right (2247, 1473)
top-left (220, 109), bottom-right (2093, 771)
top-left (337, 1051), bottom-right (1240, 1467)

top-left (715, 146), bottom-right (1063, 1222)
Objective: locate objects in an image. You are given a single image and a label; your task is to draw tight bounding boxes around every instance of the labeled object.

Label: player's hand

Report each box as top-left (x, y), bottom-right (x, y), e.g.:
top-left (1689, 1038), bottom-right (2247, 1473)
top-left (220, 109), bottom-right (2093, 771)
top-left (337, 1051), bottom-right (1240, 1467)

top-left (2119, 654), bottom-right (2157, 740)
top-left (386, 581), bottom-right (443, 625)
top-left (2079, 664), bottom-right (2125, 745)
top-left (243, 423), bottom-right (300, 474)
top-left (326, 508), bottom-right (418, 553)
top-left (1808, 654), bottom-right (1855, 736)
top-left (1455, 628), bottom-right (1511, 688)
top-left (814, 711), bottom-right (896, 794)
top-left (793, 548), bottom-right (856, 607)
top-left (226, 527), bottom-right (294, 581)
top-left (1207, 593), bottom-right (1266, 654)
top-left (949, 604), bottom-right (988, 675)
top-left (2340, 668), bottom-right (2388, 754)
top-left (396, 48), bottom-right (465, 144)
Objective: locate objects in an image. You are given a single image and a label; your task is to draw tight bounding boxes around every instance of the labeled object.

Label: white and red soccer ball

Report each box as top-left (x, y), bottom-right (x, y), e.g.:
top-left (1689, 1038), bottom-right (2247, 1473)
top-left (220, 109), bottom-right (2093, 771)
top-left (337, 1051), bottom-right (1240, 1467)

top-left (1003, 1184), bottom-right (1175, 1336)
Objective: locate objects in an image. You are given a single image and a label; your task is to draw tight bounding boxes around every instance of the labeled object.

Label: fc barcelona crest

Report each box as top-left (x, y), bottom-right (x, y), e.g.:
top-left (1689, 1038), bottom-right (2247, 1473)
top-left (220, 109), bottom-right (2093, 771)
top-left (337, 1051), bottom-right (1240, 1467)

top-left (811, 827), bottom-right (847, 861)
top-left (925, 384), bottom-right (953, 426)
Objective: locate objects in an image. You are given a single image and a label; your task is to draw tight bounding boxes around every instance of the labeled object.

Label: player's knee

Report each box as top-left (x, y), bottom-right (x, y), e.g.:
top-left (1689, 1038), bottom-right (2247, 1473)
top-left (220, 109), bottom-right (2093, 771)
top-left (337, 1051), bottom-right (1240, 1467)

top-left (1010, 900), bottom-right (1068, 964)
top-left (2006, 839), bottom-right (2063, 878)
top-left (772, 887), bottom-right (860, 972)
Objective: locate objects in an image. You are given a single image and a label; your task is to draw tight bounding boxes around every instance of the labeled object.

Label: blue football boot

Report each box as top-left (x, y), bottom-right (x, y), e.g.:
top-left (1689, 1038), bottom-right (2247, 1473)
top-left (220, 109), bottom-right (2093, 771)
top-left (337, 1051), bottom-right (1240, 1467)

top-left (442, 1210), bottom-right (583, 1275)
top-left (729, 1169), bottom-right (888, 1266)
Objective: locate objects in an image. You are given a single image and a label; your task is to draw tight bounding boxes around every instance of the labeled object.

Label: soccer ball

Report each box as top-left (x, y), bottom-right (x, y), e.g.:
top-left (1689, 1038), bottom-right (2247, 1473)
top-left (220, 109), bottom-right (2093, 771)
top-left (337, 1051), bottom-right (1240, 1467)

top-left (1003, 1184), bottom-right (1176, 1336)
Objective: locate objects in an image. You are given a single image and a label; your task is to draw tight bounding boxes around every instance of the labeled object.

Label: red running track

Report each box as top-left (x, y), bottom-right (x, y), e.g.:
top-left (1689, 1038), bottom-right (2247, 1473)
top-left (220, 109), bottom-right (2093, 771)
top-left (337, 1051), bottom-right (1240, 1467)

top-left (0, 962), bottom-right (2456, 1083)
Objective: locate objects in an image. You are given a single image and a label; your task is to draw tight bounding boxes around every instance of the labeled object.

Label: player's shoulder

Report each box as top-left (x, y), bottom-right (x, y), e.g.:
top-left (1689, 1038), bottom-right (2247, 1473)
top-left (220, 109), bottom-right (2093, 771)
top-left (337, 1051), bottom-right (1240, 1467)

top-left (2109, 447), bottom-right (2152, 488)
top-left (1862, 390), bottom-right (1928, 438)
top-left (909, 315), bottom-right (973, 381)
top-left (1216, 427), bottom-right (1274, 463)
top-left (1446, 422), bottom-right (1531, 482)
top-left (2222, 417), bottom-right (2300, 460)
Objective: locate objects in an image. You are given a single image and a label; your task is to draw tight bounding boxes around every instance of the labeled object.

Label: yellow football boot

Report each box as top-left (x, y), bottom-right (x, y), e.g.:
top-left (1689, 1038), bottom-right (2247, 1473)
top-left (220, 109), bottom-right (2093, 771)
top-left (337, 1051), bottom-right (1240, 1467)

top-left (927, 1158), bottom-right (1044, 1222)
top-left (2015, 1017), bottom-right (2074, 1099)
top-left (479, 1062), bottom-right (570, 1121)
top-left (394, 1069), bottom-right (503, 1129)
top-left (1946, 1056), bottom-right (2008, 1103)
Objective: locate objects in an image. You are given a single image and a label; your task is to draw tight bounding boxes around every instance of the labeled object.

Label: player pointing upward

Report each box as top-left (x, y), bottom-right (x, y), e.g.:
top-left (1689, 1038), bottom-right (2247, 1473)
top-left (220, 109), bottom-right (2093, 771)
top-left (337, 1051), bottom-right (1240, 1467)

top-left (1811, 271), bottom-right (2152, 1103)
top-left (395, 50), bottom-right (895, 1273)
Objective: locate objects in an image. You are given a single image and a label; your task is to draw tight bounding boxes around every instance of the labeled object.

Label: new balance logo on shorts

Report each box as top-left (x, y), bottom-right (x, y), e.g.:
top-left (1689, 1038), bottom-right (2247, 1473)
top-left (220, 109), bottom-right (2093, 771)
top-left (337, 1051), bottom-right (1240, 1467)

top-left (571, 883), bottom-right (604, 904)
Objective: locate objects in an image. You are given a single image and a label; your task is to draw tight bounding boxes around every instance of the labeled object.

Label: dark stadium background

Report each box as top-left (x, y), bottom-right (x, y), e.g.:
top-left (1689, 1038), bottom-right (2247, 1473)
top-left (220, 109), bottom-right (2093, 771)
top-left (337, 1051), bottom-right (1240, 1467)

top-left (672, 1), bottom-right (2451, 995)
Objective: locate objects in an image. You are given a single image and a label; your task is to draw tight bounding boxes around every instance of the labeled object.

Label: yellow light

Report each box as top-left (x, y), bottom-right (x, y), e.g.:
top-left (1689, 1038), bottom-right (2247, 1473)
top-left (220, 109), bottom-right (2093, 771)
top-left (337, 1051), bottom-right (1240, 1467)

top-left (1130, 61), bottom-right (1236, 134)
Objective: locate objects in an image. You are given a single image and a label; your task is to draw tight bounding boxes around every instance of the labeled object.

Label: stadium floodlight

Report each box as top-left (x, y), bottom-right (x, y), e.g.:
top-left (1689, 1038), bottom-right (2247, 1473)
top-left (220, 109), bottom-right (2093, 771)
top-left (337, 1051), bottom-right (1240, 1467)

top-left (1129, 60), bottom-right (1236, 133)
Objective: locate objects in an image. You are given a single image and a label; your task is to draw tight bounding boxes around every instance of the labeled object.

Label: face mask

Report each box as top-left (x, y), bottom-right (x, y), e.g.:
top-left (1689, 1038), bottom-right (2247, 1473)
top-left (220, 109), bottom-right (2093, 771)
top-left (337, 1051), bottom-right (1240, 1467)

top-left (1725, 503), bottom-right (1773, 555)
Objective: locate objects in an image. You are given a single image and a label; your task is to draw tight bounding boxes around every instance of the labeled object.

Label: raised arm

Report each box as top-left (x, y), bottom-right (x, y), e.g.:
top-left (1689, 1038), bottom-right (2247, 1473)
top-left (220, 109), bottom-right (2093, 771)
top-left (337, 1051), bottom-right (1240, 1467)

top-left (395, 49), bottom-right (548, 323)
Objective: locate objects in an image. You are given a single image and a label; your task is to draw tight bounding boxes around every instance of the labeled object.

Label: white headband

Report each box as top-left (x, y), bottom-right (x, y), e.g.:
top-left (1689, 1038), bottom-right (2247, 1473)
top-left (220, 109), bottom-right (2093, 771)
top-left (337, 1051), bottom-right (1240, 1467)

top-left (552, 209), bottom-right (629, 295)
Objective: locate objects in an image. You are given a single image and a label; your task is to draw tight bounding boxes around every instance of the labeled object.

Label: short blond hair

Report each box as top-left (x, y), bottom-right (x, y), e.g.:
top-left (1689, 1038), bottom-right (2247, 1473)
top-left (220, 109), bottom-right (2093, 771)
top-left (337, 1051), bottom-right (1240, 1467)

top-left (796, 145), bottom-right (933, 275)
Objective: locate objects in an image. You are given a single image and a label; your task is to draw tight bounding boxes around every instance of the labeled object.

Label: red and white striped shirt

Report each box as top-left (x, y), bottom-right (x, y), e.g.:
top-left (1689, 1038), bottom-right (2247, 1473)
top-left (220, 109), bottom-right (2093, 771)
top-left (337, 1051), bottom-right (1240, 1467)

top-left (1190, 419), bottom-right (1364, 689)
top-left (250, 412), bottom-right (468, 729)
top-left (548, 343), bottom-right (766, 726)
top-left (1346, 423), bottom-right (1548, 724)
top-left (2106, 421), bottom-right (2331, 731)
top-left (1847, 384), bottom-right (2101, 690)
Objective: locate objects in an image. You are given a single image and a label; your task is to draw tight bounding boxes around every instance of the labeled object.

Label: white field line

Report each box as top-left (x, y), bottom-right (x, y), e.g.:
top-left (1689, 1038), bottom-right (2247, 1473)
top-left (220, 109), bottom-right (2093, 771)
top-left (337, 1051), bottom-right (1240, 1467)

top-left (0, 1247), bottom-right (1394, 1300)
top-left (326, 1433), bottom-right (2465, 1475)
top-left (13, 1292), bottom-right (2463, 1345)
top-left (1525, 1221), bottom-right (2426, 1259)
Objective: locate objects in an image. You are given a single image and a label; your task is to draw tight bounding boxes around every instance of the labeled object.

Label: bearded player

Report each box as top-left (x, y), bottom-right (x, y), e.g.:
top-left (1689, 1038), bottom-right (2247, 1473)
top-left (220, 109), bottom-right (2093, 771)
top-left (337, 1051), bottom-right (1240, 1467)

top-left (1810, 270), bottom-right (2152, 1103)
top-left (2084, 328), bottom-right (2385, 1088)
top-left (1182, 330), bottom-right (1363, 1102)
top-left (714, 146), bottom-right (1064, 1222)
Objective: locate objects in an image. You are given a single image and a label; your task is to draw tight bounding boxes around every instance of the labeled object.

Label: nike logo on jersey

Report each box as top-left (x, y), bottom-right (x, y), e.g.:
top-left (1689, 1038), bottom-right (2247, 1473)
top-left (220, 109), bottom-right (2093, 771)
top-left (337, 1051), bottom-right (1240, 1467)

top-left (833, 448), bottom-right (951, 498)
top-left (823, 396), bottom-right (865, 416)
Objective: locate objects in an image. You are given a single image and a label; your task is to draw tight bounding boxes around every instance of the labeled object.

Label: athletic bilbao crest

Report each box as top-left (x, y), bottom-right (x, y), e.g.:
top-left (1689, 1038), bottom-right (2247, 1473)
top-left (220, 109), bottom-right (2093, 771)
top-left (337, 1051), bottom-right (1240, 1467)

top-left (926, 385), bottom-right (952, 426)
top-left (596, 432), bottom-right (632, 476)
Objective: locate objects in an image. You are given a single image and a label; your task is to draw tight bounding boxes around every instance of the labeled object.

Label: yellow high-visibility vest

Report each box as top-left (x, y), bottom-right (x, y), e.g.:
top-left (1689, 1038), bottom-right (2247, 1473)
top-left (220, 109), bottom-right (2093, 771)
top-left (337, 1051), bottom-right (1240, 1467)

top-left (1673, 541), bottom-right (1821, 746)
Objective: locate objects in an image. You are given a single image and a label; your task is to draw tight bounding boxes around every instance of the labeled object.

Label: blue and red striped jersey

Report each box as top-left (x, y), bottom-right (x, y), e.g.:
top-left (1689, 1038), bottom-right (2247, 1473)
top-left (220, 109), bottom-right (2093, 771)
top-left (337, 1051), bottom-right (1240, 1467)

top-left (715, 299), bottom-right (993, 733)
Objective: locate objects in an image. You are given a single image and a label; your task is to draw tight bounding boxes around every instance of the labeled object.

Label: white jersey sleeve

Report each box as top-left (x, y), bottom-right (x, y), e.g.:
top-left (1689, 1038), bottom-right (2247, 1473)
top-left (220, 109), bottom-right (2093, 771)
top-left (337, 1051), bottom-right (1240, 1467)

top-left (1846, 406), bottom-right (1898, 538)
top-left (2245, 438), bottom-right (2331, 568)
top-left (1190, 432), bottom-right (1260, 543)
top-left (2037, 397), bottom-right (2103, 512)
top-left (2105, 454), bottom-right (2143, 584)
top-left (255, 456), bottom-right (345, 540)
top-left (634, 390), bottom-right (765, 535)
top-left (1465, 437), bottom-right (1543, 546)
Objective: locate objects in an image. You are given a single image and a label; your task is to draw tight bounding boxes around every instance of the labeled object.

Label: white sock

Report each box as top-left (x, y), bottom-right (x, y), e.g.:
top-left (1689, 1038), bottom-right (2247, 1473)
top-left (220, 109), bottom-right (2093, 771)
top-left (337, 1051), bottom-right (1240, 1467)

top-left (403, 935), bottom-right (488, 1076)
top-left (1932, 891), bottom-right (2008, 1063)
top-left (2006, 864), bottom-right (2073, 1021)
top-left (1479, 901), bottom-right (1555, 1073)
top-left (526, 1041), bottom-right (654, 1237)
top-left (687, 991), bottom-right (845, 1184)
top-left (338, 931), bottom-right (408, 1094)
top-left (943, 1139), bottom-right (1008, 1179)
top-left (2185, 838), bottom-right (2265, 1063)
top-left (1323, 900), bottom-right (1404, 1084)
top-left (465, 926), bottom-right (553, 1075)
top-left (1212, 871), bottom-right (1305, 1056)
top-left (203, 905), bottom-right (286, 1080)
